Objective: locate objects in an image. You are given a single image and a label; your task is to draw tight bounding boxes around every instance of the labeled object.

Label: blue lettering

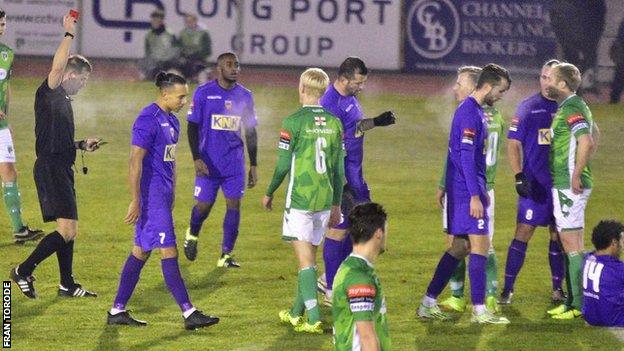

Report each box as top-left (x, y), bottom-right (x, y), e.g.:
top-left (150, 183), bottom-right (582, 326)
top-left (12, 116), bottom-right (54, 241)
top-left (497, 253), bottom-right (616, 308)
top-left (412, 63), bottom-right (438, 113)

top-left (251, 35), bottom-right (266, 54)
top-left (273, 35), bottom-right (289, 55)
top-left (318, 37), bottom-right (333, 56)
top-left (373, 0), bottom-right (391, 24)
top-left (253, 0), bottom-right (272, 20)
top-left (346, 0), bottom-right (364, 24)
top-left (291, 0), bottom-right (309, 21)
top-left (318, 0), bottom-right (338, 23)
top-left (295, 36), bottom-right (311, 56)
top-left (197, 0), bottom-right (218, 17)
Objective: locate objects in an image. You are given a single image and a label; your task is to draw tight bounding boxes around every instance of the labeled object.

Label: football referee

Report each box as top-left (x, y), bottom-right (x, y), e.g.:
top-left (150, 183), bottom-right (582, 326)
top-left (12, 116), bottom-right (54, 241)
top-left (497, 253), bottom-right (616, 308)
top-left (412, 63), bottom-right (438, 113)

top-left (10, 13), bottom-right (100, 298)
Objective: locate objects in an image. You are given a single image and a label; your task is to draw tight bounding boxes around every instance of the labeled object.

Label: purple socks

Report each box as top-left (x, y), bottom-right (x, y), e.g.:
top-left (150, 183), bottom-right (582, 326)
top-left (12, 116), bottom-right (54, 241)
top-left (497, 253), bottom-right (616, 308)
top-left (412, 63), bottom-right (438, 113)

top-left (425, 252), bottom-right (460, 298)
top-left (222, 209), bottom-right (240, 254)
top-left (189, 205), bottom-right (209, 236)
top-left (161, 257), bottom-right (193, 312)
top-left (469, 253), bottom-right (487, 305)
top-left (113, 254), bottom-right (146, 310)
top-left (323, 238), bottom-right (343, 291)
top-left (549, 240), bottom-right (565, 291)
top-left (503, 239), bottom-right (528, 294)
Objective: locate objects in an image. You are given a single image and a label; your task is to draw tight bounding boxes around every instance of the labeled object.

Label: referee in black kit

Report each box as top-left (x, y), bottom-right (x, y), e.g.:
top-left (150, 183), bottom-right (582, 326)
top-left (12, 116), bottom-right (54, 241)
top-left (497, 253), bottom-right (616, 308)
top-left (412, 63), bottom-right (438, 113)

top-left (10, 13), bottom-right (101, 298)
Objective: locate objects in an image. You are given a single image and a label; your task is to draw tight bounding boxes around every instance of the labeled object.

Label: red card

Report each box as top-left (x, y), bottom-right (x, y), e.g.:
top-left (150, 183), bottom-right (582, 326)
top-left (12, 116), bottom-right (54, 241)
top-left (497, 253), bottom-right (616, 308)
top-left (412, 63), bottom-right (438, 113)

top-left (69, 9), bottom-right (80, 20)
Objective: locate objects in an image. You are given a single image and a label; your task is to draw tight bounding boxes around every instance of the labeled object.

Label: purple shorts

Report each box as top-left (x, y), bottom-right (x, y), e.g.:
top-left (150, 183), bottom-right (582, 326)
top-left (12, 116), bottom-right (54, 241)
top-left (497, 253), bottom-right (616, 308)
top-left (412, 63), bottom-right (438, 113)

top-left (134, 207), bottom-right (176, 251)
top-left (446, 195), bottom-right (489, 235)
top-left (517, 196), bottom-right (554, 227)
top-left (194, 174), bottom-right (245, 203)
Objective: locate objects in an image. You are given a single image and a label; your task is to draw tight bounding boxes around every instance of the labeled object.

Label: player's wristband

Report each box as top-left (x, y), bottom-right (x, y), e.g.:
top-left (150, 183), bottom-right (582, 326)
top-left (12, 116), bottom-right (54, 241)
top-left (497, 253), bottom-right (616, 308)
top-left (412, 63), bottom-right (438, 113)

top-left (64, 32), bottom-right (75, 39)
top-left (75, 140), bottom-right (86, 150)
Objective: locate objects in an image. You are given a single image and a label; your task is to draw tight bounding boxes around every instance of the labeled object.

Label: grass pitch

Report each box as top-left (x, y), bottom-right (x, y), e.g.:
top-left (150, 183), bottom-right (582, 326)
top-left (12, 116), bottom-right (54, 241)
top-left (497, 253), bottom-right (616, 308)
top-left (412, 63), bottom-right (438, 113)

top-left (3, 77), bottom-right (624, 350)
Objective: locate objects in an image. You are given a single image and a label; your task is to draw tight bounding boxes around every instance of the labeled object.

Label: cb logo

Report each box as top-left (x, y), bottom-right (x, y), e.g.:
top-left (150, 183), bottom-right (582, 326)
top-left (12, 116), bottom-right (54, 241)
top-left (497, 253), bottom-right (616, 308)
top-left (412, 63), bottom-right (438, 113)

top-left (407, 0), bottom-right (460, 60)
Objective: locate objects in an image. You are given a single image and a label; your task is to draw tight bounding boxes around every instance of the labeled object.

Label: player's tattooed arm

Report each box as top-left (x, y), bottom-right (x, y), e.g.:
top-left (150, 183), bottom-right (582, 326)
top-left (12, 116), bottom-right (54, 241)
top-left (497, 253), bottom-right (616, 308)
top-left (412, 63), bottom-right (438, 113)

top-left (572, 134), bottom-right (593, 194)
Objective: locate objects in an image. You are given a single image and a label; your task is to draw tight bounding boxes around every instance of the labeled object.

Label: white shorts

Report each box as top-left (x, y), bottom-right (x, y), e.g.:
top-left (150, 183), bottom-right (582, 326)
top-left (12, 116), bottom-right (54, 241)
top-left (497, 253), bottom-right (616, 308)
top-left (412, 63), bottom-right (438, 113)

top-left (0, 128), bottom-right (15, 163)
top-left (552, 188), bottom-right (592, 232)
top-left (282, 208), bottom-right (330, 246)
top-left (442, 189), bottom-right (495, 242)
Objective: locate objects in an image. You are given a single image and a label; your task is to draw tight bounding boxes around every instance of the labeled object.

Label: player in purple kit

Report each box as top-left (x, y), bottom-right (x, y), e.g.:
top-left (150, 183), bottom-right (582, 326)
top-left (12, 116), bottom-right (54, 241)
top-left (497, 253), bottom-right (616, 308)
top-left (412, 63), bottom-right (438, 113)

top-left (499, 60), bottom-right (566, 305)
top-left (317, 57), bottom-right (396, 305)
top-left (183, 52), bottom-right (258, 268)
top-left (583, 220), bottom-right (624, 327)
top-left (418, 64), bottom-right (511, 324)
top-left (107, 72), bottom-right (219, 330)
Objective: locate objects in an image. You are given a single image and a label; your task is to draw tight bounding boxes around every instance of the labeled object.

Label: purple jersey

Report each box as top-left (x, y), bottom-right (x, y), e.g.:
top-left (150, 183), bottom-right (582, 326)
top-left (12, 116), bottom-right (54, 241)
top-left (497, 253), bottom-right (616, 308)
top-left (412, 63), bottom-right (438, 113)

top-left (320, 84), bottom-right (370, 202)
top-left (445, 96), bottom-right (487, 199)
top-left (187, 80), bottom-right (257, 177)
top-left (131, 103), bottom-right (179, 209)
top-left (582, 254), bottom-right (624, 327)
top-left (507, 93), bottom-right (558, 202)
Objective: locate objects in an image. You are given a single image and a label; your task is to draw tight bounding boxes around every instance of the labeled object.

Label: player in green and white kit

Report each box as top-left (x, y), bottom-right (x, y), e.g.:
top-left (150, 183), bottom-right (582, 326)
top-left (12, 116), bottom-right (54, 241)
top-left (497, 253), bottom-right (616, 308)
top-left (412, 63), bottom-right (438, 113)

top-left (0, 9), bottom-right (42, 242)
top-left (263, 68), bottom-right (344, 334)
top-left (333, 203), bottom-right (390, 350)
top-left (544, 63), bottom-right (598, 320)
top-left (438, 67), bottom-right (505, 314)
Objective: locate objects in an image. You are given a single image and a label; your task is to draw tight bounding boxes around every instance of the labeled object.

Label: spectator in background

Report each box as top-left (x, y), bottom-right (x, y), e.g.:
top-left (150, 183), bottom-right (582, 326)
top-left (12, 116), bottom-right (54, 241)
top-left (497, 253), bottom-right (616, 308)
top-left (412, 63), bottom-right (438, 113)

top-left (550, 0), bottom-right (606, 93)
top-left (179, 13), bottom-right (212, 82)
top-left (141, 10), bottom-right (180, 81)
top-left (609, 19), bottom-right (624, 104)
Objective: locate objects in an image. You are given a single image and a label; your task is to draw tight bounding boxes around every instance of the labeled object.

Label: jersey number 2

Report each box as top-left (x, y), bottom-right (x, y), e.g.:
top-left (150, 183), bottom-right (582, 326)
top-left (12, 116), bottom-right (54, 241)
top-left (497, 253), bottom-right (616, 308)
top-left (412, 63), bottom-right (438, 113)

top-left (315, 137), bottom-right (327, 174)
top-left (583, 260), bottom-right (604, 293)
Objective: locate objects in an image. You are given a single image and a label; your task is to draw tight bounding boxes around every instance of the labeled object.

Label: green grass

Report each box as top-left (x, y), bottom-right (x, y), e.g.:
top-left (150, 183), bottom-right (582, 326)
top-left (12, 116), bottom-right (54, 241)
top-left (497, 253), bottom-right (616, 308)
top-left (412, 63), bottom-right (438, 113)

top-left (4, 77), bottom-right (624, 350)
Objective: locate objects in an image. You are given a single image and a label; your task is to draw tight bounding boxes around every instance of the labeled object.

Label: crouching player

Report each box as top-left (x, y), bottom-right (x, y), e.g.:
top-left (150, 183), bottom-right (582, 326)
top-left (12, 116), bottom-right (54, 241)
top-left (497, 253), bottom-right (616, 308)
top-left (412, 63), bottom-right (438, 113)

top-left (333, 203), bottom-right (390, 351)
top-left (263, 68), bottom-right (344, 334)
top-left (107, 72), bottom-right (219, 330)
top-left (583, 220), bottom-right (624, 327)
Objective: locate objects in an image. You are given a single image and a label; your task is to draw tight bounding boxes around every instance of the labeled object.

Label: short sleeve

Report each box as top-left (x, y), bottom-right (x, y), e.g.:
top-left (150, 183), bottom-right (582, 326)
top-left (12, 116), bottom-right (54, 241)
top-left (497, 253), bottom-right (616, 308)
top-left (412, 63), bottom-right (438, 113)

top-left (344, 273), bottom-right (377, 322)
top-left (186, 88), bottom-right (203, 124)
top-left (507, 102), bottom-right (528, 141)
top-left (243, 93), bottom-right (258, 129)
top-left (277, 118), bottom-right (295, 153)
top-left (131, 115), bottom-right (156, 149)
top-left (565, 111), bottom-right (590, 137)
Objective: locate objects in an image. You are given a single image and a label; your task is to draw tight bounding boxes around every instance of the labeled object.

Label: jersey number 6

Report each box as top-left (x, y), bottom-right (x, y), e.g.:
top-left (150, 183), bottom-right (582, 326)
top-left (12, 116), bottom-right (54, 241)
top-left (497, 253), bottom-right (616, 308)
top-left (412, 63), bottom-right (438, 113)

top-left (315, 137), bottom-right (327, 174)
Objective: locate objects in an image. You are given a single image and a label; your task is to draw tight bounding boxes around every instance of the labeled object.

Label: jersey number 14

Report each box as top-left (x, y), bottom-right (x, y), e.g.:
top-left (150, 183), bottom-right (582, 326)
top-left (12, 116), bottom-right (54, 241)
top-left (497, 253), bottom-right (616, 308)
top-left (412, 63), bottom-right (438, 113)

top-left (583, 260), bottom-right (604, 293)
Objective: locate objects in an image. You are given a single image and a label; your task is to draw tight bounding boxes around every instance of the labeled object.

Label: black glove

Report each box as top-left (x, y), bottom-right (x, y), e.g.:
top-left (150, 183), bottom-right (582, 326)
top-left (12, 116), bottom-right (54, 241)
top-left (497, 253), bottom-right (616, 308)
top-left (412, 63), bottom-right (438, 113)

top-left (373, 111), bottom-right (396, 127)
top-left (515, 172), bottom-right (531, 198)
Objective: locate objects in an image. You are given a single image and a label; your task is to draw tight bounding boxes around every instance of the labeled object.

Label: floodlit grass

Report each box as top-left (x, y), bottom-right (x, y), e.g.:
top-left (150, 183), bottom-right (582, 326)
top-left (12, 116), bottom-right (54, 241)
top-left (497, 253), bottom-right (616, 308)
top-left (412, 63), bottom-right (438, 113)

top-left (3, 77), bottom-right (623, 350)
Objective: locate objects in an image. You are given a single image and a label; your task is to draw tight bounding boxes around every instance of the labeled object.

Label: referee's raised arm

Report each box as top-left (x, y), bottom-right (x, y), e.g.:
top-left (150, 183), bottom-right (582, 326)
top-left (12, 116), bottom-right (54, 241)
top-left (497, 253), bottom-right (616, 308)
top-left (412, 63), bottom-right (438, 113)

top-left (48, 14), bottom-right (76, 90)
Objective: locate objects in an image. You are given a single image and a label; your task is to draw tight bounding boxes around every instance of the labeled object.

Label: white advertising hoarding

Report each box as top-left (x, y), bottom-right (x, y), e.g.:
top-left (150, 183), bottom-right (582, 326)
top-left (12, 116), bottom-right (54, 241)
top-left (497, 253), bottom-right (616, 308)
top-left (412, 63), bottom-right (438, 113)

top-left (1, 0), bottom-right (76, 55)
top-left (81, 0), bottom-right (401, 70)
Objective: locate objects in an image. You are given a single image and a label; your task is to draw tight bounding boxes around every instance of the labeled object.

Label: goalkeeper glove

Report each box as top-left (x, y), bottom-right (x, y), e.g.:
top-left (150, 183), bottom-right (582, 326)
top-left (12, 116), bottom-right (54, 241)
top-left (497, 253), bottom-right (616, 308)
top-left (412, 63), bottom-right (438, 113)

top-left (514, 172), bottom-right (531, 198)
top-left (373, 111), bottom-right (396, 127)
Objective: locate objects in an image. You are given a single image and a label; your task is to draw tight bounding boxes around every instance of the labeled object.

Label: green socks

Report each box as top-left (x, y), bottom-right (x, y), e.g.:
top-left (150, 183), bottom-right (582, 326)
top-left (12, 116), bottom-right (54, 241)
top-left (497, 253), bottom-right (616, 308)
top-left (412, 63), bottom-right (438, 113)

top-left (448, 251), bottom-right (498, 298)
top-left (449, 259), bottom-right (466, 298)
top-left (290, 284), bottom-right (305, 317)
top-left (3, 181), bottom-right (24, 232)
top-left (486, 249), bottom-right (498, 297)
top-left (298, 266), bottom-right (320, 324)
top-left (567, 252), bottom-right (584, 310)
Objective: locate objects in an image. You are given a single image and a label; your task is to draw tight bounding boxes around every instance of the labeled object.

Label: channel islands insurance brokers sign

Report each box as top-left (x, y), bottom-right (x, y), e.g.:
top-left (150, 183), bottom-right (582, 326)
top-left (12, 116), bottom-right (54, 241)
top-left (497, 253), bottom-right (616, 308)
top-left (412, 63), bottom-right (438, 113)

top-left (404, 0), bottom-right (557, 73)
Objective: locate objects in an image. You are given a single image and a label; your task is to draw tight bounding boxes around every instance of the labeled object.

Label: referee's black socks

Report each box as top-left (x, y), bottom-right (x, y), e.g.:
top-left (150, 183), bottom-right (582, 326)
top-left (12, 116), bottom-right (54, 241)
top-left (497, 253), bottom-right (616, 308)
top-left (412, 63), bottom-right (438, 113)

top-left (57, 239), bottom-right (75, 287)
top-left (18, 231), bottom-right (66, 277)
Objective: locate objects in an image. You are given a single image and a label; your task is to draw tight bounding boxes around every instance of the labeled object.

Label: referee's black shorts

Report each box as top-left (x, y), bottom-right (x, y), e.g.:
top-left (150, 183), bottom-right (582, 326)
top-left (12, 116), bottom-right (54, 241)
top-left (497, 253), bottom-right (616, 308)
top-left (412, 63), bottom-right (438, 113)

top-left (33, 158), bottom-right (78, 222)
